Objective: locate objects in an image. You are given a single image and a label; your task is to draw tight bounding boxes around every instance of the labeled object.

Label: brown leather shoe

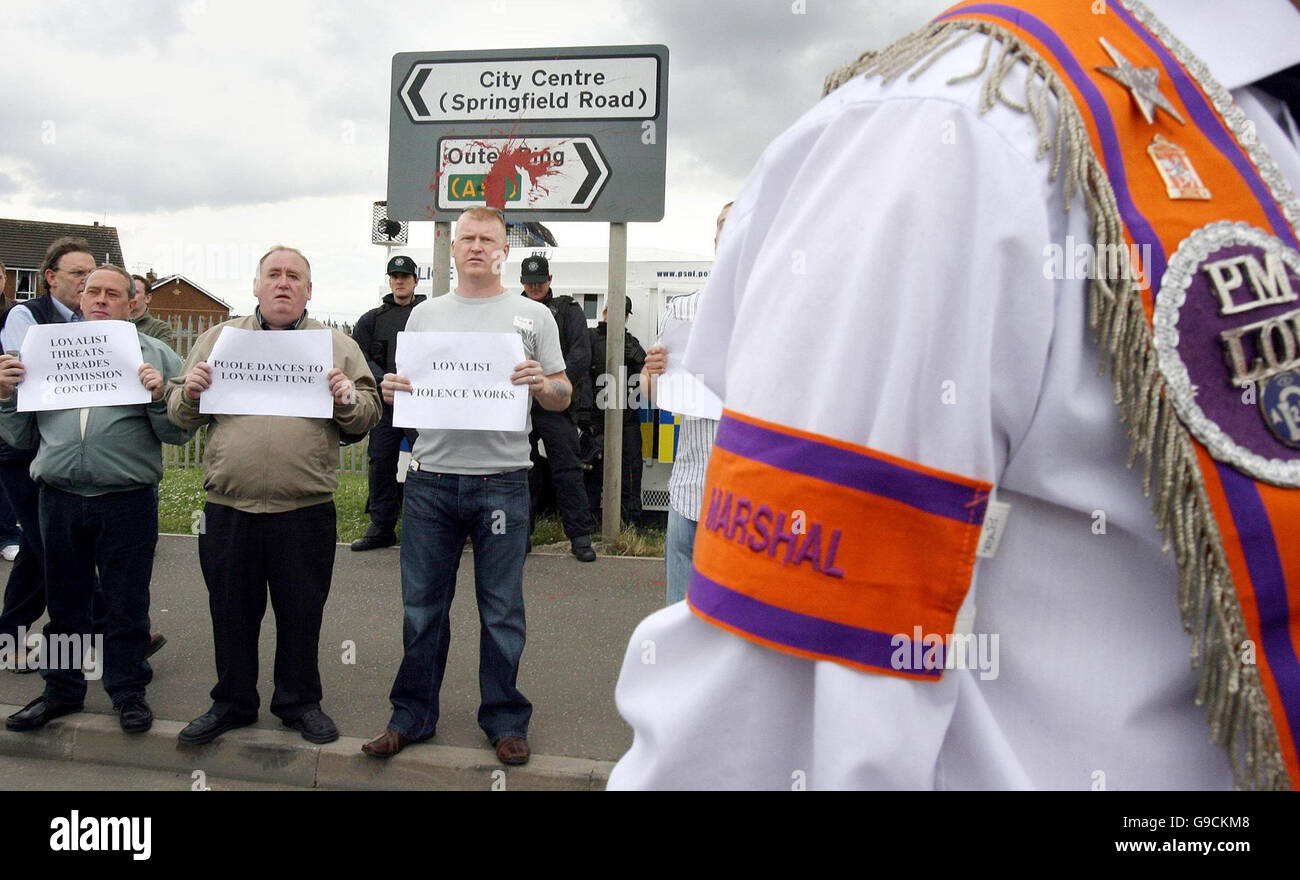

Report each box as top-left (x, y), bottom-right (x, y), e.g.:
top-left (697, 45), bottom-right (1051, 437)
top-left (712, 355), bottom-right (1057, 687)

top-left (494, 735), bottom-right (530, 766)
top-left (361, 729), bottom-right (407, 758)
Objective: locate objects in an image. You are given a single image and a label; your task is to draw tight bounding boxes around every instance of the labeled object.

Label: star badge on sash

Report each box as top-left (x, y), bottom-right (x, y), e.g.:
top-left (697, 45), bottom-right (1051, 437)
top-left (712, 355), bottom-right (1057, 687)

top-left (1097, 37), bottom-right (1186, 126)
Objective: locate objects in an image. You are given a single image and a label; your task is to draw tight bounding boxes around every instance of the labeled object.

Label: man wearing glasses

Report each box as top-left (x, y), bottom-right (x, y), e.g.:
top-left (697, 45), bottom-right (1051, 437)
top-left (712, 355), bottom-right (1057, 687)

top-left (0, 238), bottom-right (96, 661)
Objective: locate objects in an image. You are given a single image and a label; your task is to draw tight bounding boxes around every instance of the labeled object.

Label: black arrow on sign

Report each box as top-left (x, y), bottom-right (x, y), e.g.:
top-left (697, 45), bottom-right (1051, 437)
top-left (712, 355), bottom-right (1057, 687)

top-left (572, 141), bottom-right (601, 204)
top-left (405, 67), bottom-right (431, 117)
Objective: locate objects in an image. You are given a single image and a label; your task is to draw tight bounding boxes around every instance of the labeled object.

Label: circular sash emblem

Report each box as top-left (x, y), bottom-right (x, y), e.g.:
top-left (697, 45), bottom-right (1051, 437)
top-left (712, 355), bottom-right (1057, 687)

top-left (1153, 221), bottom-right (1300, 487)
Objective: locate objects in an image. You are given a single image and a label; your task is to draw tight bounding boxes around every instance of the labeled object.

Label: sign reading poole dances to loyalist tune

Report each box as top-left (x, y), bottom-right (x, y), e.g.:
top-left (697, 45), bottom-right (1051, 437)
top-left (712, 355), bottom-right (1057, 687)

top-left (392, 331), bottom-right (527, 431)
top-left (17, 321), bottom-right (150, 412)
top-left (199, 327), bottom-right (334, 419)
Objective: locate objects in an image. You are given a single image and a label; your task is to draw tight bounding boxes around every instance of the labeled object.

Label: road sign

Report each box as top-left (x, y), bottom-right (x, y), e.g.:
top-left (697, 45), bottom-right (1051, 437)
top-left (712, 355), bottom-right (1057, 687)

top-left (400, 56), bottom-right (659, 123)
top-left (388, 45), bottom-right (667, 222)
top-left (436, 136), bottom-right (609, 211)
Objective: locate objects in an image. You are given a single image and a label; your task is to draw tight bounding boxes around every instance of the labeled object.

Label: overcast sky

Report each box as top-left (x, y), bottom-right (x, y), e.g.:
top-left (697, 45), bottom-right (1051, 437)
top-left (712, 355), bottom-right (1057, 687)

top-left (0, 0), bottom-right (948, 321)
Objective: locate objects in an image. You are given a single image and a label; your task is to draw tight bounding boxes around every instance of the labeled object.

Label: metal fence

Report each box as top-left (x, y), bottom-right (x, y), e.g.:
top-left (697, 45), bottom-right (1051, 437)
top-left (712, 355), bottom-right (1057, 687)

top-left (159, 314), bottom-right (372, 474)
top-left (167, 313), bottom-right (219, 359)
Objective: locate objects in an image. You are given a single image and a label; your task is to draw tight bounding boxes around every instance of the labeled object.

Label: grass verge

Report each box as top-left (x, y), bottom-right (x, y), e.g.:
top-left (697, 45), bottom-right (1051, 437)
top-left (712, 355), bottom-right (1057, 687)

top-left (159, 466), bottom-right (665, 555)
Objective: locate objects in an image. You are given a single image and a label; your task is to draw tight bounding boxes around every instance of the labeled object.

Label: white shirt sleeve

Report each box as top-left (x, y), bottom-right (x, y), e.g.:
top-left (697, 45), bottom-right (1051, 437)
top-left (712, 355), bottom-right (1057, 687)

top-left (1, 305), bottom-right (37, 352)
top-left (614, 79), bottom-right (1060, 789)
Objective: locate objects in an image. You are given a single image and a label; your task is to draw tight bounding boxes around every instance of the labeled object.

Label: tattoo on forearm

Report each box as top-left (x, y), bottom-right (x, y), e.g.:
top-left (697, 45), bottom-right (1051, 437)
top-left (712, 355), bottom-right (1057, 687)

top-left (550, 380), bottom-right (569, 400)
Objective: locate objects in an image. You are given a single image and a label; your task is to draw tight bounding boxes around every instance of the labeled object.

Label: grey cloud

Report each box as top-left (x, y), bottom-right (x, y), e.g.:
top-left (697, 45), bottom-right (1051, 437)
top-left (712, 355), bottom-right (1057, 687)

top-left (627, 0), bottom-right (946, 189)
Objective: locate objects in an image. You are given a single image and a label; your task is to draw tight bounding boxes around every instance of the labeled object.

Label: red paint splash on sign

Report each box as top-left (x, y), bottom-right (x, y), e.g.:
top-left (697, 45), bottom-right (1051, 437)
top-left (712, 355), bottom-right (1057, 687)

top-left (476, 138), bottom-right (564, 209)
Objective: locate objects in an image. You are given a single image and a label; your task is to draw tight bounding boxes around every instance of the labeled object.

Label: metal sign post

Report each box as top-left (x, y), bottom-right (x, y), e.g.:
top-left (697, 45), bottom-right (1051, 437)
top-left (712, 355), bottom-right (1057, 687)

top-left (602, 222), bottom-right (628, 544)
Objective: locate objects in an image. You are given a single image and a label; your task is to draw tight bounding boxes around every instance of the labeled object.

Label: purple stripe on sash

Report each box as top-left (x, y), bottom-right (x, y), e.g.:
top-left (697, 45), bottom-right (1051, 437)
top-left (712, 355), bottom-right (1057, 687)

top-left (937, 4), bottom-right (1169, 287)
top-left (1214, 462), bottom-right (1300, 745)
top-left (714, 414), bottom-right (987, 524)
top-left (1110, 1), bottom-right (1299, 249)
top-left (688, 567), bottom-right (941, 677)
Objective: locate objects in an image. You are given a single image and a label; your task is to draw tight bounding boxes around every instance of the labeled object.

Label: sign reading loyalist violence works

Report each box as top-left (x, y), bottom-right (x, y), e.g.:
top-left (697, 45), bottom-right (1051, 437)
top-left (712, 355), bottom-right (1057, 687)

top-left (17, 322), bottom-right (150, 412)
top-left (392, 331), bottom-right (528, 431)
top-left (387, 45), bottom-right (668, 222)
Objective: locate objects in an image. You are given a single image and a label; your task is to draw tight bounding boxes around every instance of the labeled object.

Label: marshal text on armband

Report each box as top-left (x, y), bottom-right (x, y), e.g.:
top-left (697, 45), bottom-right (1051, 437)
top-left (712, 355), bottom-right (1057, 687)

top-left (702, 487), bottom-right (845, 579)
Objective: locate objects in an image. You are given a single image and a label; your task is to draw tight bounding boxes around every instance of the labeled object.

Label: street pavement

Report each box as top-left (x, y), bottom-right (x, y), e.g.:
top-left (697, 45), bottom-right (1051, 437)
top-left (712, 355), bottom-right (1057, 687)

top-left (0, 534), bottom-right (665, 789)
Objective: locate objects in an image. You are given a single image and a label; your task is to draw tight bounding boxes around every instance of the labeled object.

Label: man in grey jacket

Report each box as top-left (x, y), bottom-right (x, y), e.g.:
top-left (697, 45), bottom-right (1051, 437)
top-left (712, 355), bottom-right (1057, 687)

top-left (0, 263), bottom-right (190, 734)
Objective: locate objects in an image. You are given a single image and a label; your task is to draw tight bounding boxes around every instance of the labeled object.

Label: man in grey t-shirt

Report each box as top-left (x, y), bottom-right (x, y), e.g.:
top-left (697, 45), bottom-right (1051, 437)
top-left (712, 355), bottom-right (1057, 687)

top-left (362, 206), bottom-right (570, 767)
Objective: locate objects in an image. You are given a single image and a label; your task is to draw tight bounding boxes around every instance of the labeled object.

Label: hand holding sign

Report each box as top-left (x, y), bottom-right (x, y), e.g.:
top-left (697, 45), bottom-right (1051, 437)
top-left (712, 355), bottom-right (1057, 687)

top-left (138, 363), bottom-right (164, 402)
top-left (510, 359), bottom-right (548, 396)
top-left (328, 368), bottom-right (356, 406)
top-left (643, 344), bottom-right (667, 378)
top-left (182, 362), bottom-right (213, 403)
top-left (0, 355), bottom-right (26, 401)
top-left (381, 372), bottom-right (411, 406)
top-left (653, 318), bottom-right (722, 420)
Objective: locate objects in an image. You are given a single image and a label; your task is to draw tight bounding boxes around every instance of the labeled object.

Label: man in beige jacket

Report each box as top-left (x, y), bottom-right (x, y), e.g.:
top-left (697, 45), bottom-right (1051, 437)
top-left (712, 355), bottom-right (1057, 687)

top-left (165, 246), bottom-right (380, 745)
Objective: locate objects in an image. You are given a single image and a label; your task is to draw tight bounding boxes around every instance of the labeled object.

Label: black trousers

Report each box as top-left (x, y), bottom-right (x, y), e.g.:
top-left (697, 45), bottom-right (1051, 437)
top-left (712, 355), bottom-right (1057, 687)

top-left (39, 485), bottom-right (156, 706)
top-left (364, 422), bottom-right (406, 529)
top-left (584, 419), bottom-right (644, 527)
top-left (0, 462), bottom-right (107, 639)
top-left (197, 501), bottom-right (336, 720)
top-left (528, 407), bottom-right (594, 539)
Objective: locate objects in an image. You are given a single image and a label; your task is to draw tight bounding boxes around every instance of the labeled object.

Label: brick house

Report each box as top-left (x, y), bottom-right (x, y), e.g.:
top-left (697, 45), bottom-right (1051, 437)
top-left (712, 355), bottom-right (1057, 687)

top-left (0, 218), bottom-right (125, 302)
top-left (144, 273), bottom-right (232, 325)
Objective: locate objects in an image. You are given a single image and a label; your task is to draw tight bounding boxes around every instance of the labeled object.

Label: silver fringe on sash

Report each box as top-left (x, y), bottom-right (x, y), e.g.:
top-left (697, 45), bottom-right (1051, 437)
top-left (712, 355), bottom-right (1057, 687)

top-left (823, 13), bottom-right (1289, 790)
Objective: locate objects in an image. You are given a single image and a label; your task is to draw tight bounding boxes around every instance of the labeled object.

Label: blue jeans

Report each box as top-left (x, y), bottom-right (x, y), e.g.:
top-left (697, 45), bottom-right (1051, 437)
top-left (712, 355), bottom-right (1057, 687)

top-left (39, 484), bottom-right (157, 706)
top-left (387, 468), bottom-right (532, 742)
top-left (665, 509), bottom-right (698, 606)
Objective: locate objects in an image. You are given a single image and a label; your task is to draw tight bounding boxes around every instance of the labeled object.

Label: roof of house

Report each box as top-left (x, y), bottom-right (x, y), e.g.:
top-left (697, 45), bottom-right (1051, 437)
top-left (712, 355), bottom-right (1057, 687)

top-left (0, 218), bottom-right (125, 269)
top-left (149, 273), bottom-right (233, 311)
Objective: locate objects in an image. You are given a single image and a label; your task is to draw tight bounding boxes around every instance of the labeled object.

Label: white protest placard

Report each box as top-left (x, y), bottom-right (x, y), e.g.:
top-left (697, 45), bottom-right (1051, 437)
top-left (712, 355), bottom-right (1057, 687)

top-left (200, 327), bottom-right (334, 418)
top-left (17, 320), bottom-right (150, 412)
top-left (393, 331), bottom-right (528, 431)
top-left (655, 317), bottom-right (723, 420)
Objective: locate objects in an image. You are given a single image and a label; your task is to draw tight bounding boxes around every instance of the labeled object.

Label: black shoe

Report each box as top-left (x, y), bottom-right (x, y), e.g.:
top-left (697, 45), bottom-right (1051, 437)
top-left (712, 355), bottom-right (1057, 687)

top-left (570, 535), bottom-right (597, 563)
top-left (147, 633), bottom-right (167, 658)
top-left (117, 696), bottom-right (153, 733)
top-left (282, 708), bottom-right (339, 744)
top-left (178, 710), bottom-right (256, 745)
top-left (350, 524), bottom-right (397, 552)
top-left (5, 695), bottom-right (83, 732)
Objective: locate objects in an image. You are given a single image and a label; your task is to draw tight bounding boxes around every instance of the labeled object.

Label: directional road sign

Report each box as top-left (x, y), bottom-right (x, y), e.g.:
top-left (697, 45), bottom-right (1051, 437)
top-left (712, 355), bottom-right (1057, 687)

top-left (435, 136), bottom-right (610, 211)
top-left (387, 45), bottom-right (667, 222)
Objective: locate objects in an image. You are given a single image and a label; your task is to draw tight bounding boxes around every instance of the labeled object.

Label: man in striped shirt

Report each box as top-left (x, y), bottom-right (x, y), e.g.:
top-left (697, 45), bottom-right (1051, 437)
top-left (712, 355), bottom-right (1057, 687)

top-left (644, 202), bottom-right (732, 605)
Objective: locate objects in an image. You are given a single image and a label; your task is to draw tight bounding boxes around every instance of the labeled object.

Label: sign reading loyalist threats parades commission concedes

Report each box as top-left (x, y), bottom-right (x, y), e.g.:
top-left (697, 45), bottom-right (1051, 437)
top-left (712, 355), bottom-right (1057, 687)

top-left (387, 45), bottom-right (668, 222)
top-left (17, 321), bottom-right (149, 412)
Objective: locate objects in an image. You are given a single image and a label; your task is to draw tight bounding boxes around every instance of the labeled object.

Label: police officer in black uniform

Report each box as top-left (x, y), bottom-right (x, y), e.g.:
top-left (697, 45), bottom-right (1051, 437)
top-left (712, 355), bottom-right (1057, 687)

top-left (520, 255), bottom-right (597, 562)
top-left (586, 298), bottom-right (647, 528)
top-left (350, 255), bottom-right (426, 551)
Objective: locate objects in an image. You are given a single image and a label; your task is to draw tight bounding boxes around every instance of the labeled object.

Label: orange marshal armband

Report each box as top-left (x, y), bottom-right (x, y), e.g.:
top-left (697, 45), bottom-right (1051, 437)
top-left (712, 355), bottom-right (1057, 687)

top-left (687, 409), bottom-right (992, 679)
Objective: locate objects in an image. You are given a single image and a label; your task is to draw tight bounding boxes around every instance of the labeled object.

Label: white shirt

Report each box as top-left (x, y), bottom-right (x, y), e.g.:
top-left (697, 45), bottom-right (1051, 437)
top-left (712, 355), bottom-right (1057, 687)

top-left (2, 295), bottom-right (78, 351)
top-left (661, 291), bottom-right (720, 520)
top-left (608, 0), bottom-right (1300, 790)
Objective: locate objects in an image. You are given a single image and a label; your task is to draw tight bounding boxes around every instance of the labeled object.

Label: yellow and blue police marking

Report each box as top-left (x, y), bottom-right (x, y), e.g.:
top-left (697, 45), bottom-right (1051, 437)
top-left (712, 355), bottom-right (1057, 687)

top-left (645, 407), bottom-right (680, 462)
